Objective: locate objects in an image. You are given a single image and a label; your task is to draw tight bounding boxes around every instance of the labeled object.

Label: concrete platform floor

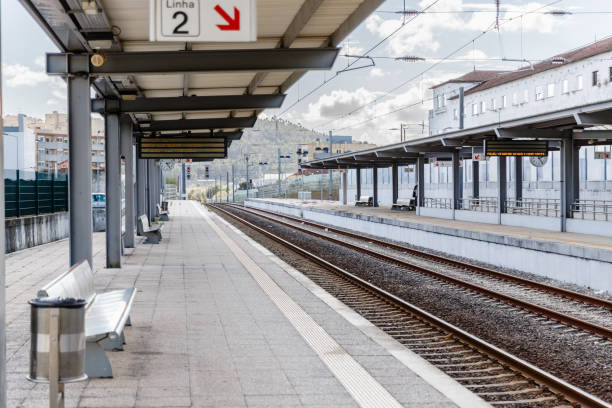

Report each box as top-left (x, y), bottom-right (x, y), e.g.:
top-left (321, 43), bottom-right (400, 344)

top-left (257, 199), bottom-right (612, 251)
top-left (5, 200), bottom-right (486, 408)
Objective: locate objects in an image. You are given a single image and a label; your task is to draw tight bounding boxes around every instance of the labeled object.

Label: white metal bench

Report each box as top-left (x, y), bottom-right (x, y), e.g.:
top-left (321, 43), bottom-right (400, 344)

top-left (355, 195), bottom-right (373, 207)
top-left (138, 215), bottom-right (162, 244)
top-left (156, 203), bottom-right (169, 221)
top-left (37, 261), bottom-right (137, 378)
top-left (392, 198), bottom-right (415, 211)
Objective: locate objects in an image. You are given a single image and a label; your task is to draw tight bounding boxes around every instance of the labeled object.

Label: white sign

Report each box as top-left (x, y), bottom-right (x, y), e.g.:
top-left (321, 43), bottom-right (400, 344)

top-left (595, 151), bottom-right (611, 160)
top-left (472, 153), bottom-right (487, 161)
top-left (150, 0), bottom-right (257, 42)
top-left (434, 161), bottom-right (453, 168)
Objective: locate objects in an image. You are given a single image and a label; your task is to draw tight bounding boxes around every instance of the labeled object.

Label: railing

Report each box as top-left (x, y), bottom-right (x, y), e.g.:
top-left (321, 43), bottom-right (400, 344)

top-left (505, 198), bottom-right (560, 218)
top-left (5, 170), bottom-right (68, 218)
top-left (457, 197), bottom-right (498, 212)
top-left (571, 200), bottom-right (612, 221)
top-left (423, 197), bottom-right (453, 209)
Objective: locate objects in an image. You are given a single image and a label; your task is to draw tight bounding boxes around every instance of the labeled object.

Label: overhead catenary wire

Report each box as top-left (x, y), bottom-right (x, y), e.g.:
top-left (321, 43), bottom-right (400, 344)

top-left (311, 0), bottom-right (563, 131)
top-left (277, 0), bottom-right (443, 118)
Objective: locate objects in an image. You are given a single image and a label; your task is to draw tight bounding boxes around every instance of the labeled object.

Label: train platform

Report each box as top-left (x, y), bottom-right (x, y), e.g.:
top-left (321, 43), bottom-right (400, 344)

top-left (6, 200), bottom-right (487, 408)
top-left (245, 199), bottom-right (612, 293)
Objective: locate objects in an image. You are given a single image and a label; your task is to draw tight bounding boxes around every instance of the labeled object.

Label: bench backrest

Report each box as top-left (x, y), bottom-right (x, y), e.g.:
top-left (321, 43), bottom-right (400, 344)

top-left (396, 198), bottom-right (412, 205)
top-left (38, 261), bottom-right (95, 304)
top-left (359, 196), bottom-right (373, 203)
top-left (138, 215), bottom-right (150, 231)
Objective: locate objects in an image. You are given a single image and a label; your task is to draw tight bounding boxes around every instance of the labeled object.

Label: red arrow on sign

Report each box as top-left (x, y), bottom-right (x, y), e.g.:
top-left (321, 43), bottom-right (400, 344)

top-left (214, 5), bottom-right (240, 31)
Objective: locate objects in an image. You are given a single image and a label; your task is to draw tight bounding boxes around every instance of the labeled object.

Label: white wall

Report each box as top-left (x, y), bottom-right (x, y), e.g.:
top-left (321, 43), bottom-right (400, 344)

top-left (430, 50), bottom-right (612, 134)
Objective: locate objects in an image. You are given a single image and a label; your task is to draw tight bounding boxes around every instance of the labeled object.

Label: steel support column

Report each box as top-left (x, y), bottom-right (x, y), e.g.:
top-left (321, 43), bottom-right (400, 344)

top-left (355, 169), bottom-right (362, 201)
top-left (392, 164), bottom-right (399, 204)
top-left (147, 160), bottom-right (155, 221)
top-left (136, 159), bottom-right (147, 235)
top-left (560, 135), bottom-right (578, 231)
top-left (342, 170), bottom-right (348, 205)
top-left (372, 168), bottom-right (379, 207)
top-left (472, 160), bottom-right (479, 198)
top-left (68, 72), bottom-right (93, 268)
top-left (417, 157), bottom-right (425, 216)
top-left (497, 157), bottom-right (507, 224)
top-left (120, 116), bottom-right (135, 248)
top-left (181, 163), bottom-right (186, 200)
top-left (514, 157), bottom-right (523, 201)
top-left (452, 151), bottom-right (461, 210)
top-left (105, 113), bottom-right (122, 268)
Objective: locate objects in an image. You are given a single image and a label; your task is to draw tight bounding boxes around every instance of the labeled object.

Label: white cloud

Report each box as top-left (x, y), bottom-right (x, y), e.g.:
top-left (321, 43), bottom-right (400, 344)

top-left (34, 56), bottom-right (45, 68)
top-left (47, 99), bottom-right (59, 106)
top-left (369, 67), bottom-right (386, 77)
top-left (365, 0), bottom-right (570, 56)
top-left (3, 63), bottom-right (61, 88)
top-left (52, 89), bottom-right (67, 100)
top-left (301, 85), bottom-right (432, 145)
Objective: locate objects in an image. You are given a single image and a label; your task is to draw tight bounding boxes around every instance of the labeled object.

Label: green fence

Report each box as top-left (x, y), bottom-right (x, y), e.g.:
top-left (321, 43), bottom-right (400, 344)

top-left (5, 170), bottom-right (69, 218)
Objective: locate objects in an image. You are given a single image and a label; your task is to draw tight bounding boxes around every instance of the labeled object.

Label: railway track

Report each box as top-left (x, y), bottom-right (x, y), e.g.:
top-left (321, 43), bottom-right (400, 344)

top-left (224, 203), bottom-right (612, 340)
top-left (208, 203), bottom-right (610, 408)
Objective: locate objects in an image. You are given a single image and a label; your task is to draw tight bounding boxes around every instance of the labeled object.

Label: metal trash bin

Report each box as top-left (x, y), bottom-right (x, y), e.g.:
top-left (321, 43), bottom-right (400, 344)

top-left (28, 297), bottom-right (88, 383)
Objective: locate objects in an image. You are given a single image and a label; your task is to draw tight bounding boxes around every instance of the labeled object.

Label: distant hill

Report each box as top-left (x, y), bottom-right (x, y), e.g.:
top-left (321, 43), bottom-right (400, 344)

top-left (200, 117), bottom-right (325, 176)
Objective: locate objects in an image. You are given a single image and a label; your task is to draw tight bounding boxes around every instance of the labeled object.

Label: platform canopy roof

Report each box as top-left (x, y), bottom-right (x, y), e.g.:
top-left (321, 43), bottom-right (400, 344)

top-left (22, 0), bottom-right (385, 156)
top-left (302, 100), bottom-right (612, 169)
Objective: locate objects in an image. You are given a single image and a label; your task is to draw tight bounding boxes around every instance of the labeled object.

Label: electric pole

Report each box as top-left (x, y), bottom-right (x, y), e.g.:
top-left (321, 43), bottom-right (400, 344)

top-left (328, 130), bottom-right (333, 201)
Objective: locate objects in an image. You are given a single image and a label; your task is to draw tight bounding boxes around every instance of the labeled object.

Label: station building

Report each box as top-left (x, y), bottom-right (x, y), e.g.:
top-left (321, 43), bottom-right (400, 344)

top-left (336, 37), bottom-right (612, 209)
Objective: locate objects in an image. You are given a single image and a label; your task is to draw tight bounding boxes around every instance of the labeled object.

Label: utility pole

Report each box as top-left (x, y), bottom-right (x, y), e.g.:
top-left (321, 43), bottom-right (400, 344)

top-left (226, 171), bottom-right (229, 203)
top-left (232, 164), bottom-right (235, 203)
top-left (328, 130), bottom-right (333, 201)
top-left (181, 162), bottom-right (186, 200)
top-left (276, 118), bottom-right (281, 198)
top-left (278, 148), bottom-right (282, 198)
top-left (246, 155), bottom-right (249, 199)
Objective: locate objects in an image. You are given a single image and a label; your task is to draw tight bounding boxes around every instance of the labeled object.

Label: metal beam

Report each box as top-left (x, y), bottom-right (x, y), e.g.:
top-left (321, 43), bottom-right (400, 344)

top-left (375, 151), bottom-right (418, 158)
top-left (92, 94), bottom-right (286, 114)
top-left (574, 112), bottom-right (612, 126)
top-left (141, 117), bottom-right (256, 132)
top-left (330, 0), bottom-right (386, 47)
top-left (47, 48), bottom-right (340, 76)
top-left (572, 130), bottom-right (612, 140)
top-left (495, 128), bottom-right (564, 140)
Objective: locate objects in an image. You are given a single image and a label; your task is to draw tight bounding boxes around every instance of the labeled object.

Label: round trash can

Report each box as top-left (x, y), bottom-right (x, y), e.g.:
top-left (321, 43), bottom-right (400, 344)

top-left (28, 297), bottom-right (88, 383)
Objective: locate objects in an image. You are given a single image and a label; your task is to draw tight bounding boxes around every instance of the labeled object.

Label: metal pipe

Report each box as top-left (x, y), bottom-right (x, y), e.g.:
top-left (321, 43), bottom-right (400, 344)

top-left (105, 113), bottom-right (122, 268)
top-left (136, 158), bottom-right (147, 235)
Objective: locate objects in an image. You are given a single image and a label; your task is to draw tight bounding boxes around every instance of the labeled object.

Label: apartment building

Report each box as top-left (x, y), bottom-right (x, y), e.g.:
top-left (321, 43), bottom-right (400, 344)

top-left (430, 37), bottom-right (612, 135)
top-left (297, 135), bottom-right (377, 166)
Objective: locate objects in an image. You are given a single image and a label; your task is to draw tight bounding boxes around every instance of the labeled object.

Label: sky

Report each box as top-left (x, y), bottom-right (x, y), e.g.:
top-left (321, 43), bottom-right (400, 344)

top-left (2, 0), bottom-right (612, 145)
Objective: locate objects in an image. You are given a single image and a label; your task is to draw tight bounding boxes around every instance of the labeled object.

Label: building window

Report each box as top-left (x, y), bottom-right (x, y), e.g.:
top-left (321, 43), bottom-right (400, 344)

top-left (609, 67), bottom-right (612, 82)
top-left (535, 86), bottom-right (544, 101)
top-left (523, 89), bottom-right (529, 103)
top-left (442, 94), bottom-right (447, 107)
top-left (501, 95), bottom-right (507, 108)
top-left (56, 137), bottom-right (63, 142)
top-left (562, 79), bottom-right (569, 94)
top-left (453, 108), bottom-right (458, 120)
top-left (576, 74), bottom-right (583, 90)
top-left (547, 83), bottom-right (555, 98)
top-left (512, 92), bottom-right (518, 106)
top-left (592, 70), bottom-right (599, 86)
top-left (472, 103), bottom-right (478, 116)
top-left (490, 98), bottom-right (496, 111)
top-left (434, 96), bottom-right (439, 109)
top-left (480, 101), bottom-right (486, 113)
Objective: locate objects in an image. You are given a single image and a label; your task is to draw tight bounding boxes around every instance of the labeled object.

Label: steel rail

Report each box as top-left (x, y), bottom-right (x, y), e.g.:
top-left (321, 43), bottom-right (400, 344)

top-left (223, 203), bottom-right (612, 340)
top-left (208, 204), bottom-right (611, 408)
top-left (229, 203), bottom-right (612, 311)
